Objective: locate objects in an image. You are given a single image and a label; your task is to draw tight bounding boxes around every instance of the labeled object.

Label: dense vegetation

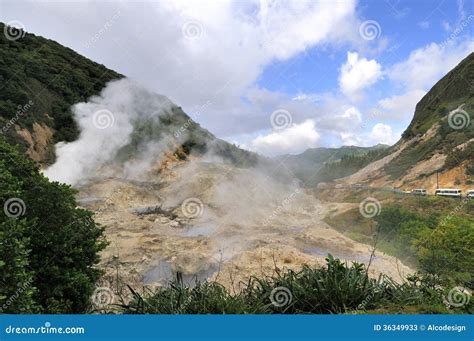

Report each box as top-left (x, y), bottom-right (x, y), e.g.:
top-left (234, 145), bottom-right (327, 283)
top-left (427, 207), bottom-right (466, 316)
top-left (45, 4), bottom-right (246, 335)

top-left (314, 148), bottom-right (390, 184)
top-left (278, 145), bottom-right (389, 186)
top-left (325, 193), bottom-right (473, 290)
top-left (118, 256), bottom-right (471, 314)
top-left (0, 22), bottom-right (122, 159)
top-left (0, 137), bottom-right (107, 313)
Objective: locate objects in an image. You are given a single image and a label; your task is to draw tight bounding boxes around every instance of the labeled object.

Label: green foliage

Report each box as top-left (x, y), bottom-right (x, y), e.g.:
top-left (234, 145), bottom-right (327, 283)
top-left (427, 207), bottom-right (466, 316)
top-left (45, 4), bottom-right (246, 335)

top-left (415, 215), bottom-right (474, 287)
top-left (119, 256), bottom-right (460, 314)
top-left (279, 145), bottom-right (390, 186)
top-left (315, 148), bottom-right (391, 184)
top-left (0, 22), bottom-right (122, 157)
top-left (0, 137), bottom-right (107, 313)
top-left (374, 203), bottom-right (473, 287)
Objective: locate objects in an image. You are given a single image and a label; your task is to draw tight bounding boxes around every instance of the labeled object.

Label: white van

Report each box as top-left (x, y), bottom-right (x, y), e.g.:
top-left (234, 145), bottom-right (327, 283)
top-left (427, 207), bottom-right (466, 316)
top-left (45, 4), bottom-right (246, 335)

top-left (435, 188), bottom-right (462, 198)
top-left (411, 189), bottom-right (427, 196)
top-left (467, 190), bottom-right (474, 199)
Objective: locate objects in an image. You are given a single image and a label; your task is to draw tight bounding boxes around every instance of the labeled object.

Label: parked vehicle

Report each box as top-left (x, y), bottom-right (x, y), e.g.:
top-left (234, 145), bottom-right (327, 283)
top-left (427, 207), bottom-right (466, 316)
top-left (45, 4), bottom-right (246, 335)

top-left (467, 190), bottom-right (474, 199)
top-left (411, 189), bottom-right (427, 196)
top-left (435, 188), bottom-right (462, 198)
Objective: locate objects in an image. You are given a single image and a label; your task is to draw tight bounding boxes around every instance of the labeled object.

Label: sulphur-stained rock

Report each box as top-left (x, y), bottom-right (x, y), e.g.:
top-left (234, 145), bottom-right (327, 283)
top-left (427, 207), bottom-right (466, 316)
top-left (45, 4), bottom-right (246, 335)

top-left (89, 161), bottom-right (414, 293)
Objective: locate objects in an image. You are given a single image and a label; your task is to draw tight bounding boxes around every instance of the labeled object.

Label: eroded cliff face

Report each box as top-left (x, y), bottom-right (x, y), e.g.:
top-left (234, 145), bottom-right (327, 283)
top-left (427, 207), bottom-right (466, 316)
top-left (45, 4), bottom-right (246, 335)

top-left (16, 122), bottom-right (54, 164)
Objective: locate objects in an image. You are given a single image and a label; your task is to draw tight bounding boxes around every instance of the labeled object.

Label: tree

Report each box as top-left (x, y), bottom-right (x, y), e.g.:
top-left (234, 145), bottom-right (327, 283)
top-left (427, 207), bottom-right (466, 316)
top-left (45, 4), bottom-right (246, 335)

top-left (0, 137), bottom-right (107, 313)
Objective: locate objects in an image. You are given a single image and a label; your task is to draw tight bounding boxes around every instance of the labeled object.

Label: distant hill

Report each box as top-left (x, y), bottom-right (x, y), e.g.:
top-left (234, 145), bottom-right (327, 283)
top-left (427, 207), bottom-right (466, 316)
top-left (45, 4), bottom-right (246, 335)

top-left (276, 144), bottom-right (389, 187)
top-left (0, 22), bottom-right (257, 168)
top-left (338, 53), bottom-right (473, 191)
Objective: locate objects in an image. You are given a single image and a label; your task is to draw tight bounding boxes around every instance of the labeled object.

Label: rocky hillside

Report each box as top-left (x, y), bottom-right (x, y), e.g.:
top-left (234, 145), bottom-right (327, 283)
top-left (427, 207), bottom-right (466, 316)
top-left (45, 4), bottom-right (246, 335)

top-left (0, 22), bottom-right (257, 168)
top-left (338, 53), bottom-right (473, 192)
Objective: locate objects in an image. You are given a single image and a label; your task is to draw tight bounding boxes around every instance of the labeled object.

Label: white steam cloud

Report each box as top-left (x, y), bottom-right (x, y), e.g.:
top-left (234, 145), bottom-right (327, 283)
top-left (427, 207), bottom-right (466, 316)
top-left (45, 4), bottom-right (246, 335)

top-left (44, 78), bottom-right (174, 185)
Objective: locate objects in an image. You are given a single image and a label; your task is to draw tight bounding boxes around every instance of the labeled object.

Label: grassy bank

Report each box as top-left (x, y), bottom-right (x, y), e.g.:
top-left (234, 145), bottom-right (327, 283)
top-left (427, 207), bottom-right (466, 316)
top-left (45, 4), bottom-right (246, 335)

top-left (324, 192), bottom-right (474, 288)
top-left (113, 256), bottom-right (471, 314)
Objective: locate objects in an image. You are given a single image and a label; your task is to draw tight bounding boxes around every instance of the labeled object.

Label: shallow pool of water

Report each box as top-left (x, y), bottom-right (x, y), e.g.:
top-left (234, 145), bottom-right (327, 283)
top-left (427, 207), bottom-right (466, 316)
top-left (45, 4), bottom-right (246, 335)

top-left (181, 224), bottom-right (217, 237)
top-left (143, 260), bottom-right (219, 287)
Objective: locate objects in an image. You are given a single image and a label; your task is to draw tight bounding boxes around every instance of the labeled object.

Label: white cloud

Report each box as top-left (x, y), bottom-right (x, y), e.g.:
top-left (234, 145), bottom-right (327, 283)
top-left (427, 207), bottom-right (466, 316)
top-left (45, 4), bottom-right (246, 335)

top-left (339, 51), bottom-right (382, 99)
top-left (0, 0), bottom-right (359, 145)
top-left (338, 123), bottom-right (400, 147)
top-left (316, 105), bottom-right (362, 133)
top-left (339, 132), bottom-right (362, 146)
top-left (377, 89), bottom-right (426, 120)
top-left (388, 40), bottom-right (474, 91)
top-left (368, 123), bottom-right (400, 145)
top-left (250, 120), bottom-right (320, 156)
top-left (417, 21), bottom-right (430, 29)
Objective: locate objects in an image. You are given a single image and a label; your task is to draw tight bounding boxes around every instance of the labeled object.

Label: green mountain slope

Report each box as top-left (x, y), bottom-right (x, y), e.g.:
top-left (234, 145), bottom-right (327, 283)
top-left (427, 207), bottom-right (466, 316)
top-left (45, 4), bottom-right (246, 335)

top-left (0, 22), bottom-right (122, 161)
top-left (403, 52), bottom-right (473, 138)
top-left (384, 53), bottom-right (473, 180)
top-left (277, 144), bottom-right (389, 186)
top-left (336, 53), bottom-right (473, 190)
top-left (0, 22), bottom-right (257, 167)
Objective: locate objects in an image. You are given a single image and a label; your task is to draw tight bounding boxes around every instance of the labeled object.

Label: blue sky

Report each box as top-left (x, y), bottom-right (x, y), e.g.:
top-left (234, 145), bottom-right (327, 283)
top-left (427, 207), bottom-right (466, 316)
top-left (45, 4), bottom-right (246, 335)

top-left (1, 0), bottom-right (473, 156)
top-left (253, 0), bottom-right (473, 151)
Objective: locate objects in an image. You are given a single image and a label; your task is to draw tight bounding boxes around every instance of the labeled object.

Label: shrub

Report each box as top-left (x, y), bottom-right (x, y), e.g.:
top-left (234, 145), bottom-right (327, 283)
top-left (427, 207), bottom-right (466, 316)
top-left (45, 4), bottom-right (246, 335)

top-left (119, 256), bottom-right (461, 315)
top-left (0, 137), bottom-right (107, 313)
